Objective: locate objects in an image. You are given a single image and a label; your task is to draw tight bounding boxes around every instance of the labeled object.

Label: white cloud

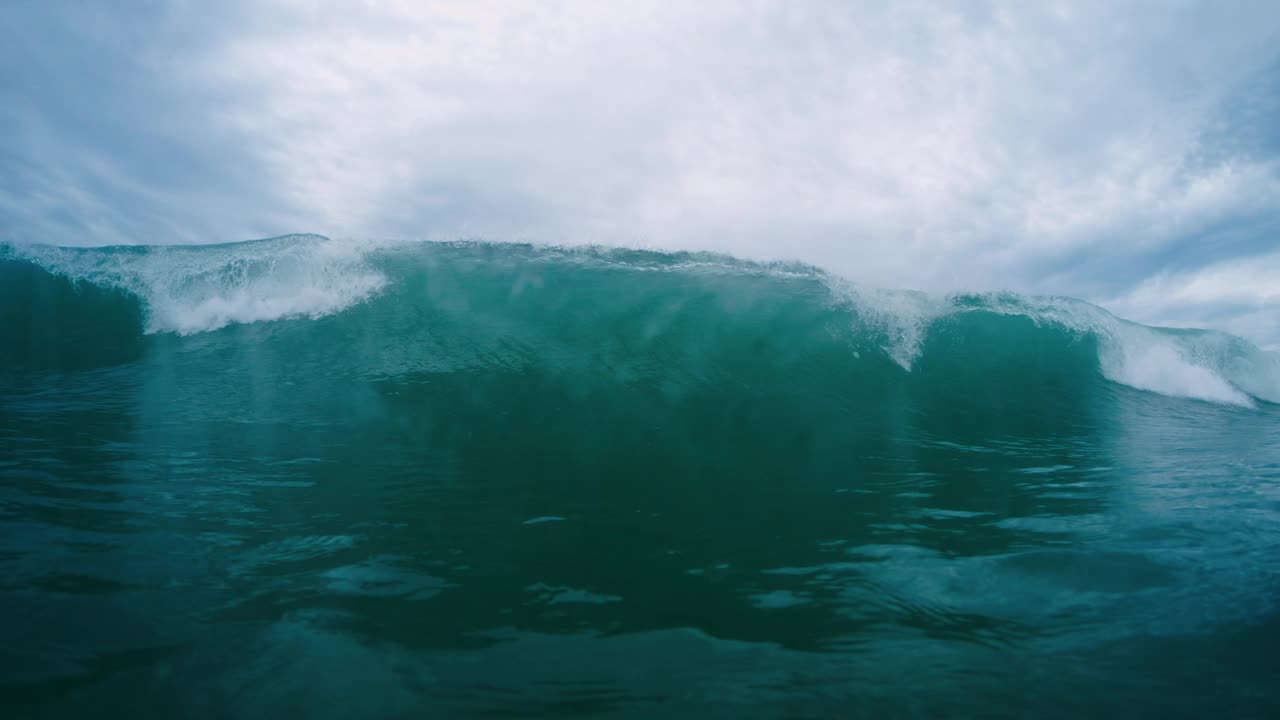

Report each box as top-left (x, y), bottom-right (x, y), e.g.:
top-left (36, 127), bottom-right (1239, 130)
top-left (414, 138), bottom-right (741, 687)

top-left (191, 3), bottom-right (1280, 270)
top-left (1106, 249), bottom-right (1280, 350)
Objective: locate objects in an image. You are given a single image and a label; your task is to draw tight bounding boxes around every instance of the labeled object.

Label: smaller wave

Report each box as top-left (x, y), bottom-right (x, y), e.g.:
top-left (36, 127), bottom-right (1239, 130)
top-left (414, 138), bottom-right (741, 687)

top-left (978, 293), bottom-right (1265, 407)
top-left (5, 234), bottom-right (387, 335)
top-left (827, 285), bottom-right (1274, 407)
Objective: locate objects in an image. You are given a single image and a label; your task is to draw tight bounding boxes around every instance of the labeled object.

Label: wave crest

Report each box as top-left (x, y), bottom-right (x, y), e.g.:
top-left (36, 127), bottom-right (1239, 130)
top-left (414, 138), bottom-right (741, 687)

top-left (2, 236), bottom-right (1276, 407)
top-left (5, 234), bottom-right (386, 335)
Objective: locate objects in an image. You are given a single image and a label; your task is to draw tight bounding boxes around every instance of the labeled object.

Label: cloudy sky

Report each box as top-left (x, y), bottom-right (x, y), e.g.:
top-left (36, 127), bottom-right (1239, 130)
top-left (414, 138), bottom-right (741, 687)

top-left (3, 1), bottom-right (1278, 346)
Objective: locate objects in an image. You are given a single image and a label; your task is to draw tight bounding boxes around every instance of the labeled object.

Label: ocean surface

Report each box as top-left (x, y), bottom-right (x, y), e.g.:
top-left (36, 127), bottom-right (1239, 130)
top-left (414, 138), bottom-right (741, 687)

top-left (2, 234), bottom-right (1278, 718)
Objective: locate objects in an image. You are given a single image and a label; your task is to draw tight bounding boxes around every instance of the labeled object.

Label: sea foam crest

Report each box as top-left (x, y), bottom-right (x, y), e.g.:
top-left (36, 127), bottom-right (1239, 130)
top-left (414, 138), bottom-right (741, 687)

top-left (1096, 327), bottom-right (1254, 406)
top-left (831, 283), bottom-right (1275, 407)
top-left (974, 293), bottom-right (1263, 406)
top-left (11, 234), bottom-right (387, 335)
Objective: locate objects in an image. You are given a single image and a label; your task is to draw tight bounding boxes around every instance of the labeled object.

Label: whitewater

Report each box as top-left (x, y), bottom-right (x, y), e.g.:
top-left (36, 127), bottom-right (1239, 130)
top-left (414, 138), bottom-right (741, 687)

top-left (2, 234), bottom-right (1279, 718)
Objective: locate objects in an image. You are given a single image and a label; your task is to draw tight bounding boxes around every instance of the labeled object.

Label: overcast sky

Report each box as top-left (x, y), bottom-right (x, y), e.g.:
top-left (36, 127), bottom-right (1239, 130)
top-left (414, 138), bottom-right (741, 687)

top-left (3, 1), bottom-right (1278, 347)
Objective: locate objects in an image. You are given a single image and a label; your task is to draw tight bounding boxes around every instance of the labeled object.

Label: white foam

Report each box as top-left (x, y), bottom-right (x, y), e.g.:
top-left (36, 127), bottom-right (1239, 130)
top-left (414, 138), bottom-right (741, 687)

top-left (976, 292), bottom-right (1267, 406)
top-left (14, 234), bottom-right (387, 334)
top-left (827, 281), bottom-right (945, 370)
top-left (1174, 329), bottom-right (1280, 405)
top-left (825, 279), bottom-right (1273, 407)
top-left (1097, 330), bottom-right (1253, 407)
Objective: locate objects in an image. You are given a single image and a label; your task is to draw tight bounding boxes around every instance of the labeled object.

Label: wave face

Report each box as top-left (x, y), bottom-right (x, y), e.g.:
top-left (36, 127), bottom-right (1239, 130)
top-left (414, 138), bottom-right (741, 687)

top-left (3, 236), bottom-right (1279, 717)
top-left (3, 234), bottom-right (1277, 406)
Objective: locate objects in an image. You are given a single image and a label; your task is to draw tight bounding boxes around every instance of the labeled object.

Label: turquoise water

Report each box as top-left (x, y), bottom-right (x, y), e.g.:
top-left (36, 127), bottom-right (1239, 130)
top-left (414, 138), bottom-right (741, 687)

top-left (2, 235), bottom-right (1279, 718)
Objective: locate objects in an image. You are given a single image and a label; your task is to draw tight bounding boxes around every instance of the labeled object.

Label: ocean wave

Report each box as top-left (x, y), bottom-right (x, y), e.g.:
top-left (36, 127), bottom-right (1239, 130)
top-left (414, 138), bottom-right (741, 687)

top-left (1, 235), bottom-right (1276, 407)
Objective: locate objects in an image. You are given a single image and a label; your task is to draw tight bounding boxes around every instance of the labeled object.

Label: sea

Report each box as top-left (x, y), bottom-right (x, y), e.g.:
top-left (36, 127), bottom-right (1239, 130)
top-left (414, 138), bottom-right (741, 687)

top-left (2, 234), bottom-right (1278, 718)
